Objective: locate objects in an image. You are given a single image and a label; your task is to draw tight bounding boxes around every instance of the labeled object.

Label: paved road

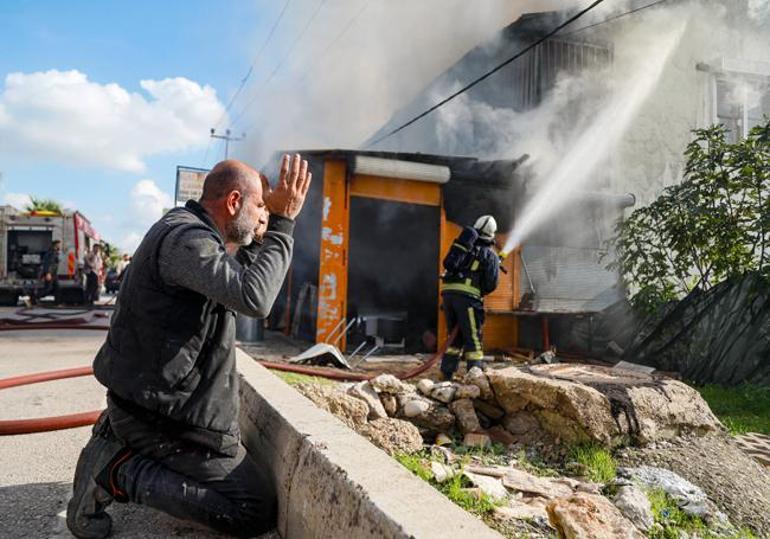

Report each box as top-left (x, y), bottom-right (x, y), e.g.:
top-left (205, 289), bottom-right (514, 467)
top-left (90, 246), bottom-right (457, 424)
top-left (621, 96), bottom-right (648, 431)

top-left (0, 315), bottom-right (226, 538)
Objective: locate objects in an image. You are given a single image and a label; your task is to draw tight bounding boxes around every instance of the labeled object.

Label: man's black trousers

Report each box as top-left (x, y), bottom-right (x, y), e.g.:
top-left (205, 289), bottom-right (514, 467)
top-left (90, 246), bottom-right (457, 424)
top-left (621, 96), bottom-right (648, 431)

top-left (440, 292), bottom-right (485, 380)
top-left (106, 401), bottom-right (277, 537)
top-left (85, 271), bottom-right (99, 304)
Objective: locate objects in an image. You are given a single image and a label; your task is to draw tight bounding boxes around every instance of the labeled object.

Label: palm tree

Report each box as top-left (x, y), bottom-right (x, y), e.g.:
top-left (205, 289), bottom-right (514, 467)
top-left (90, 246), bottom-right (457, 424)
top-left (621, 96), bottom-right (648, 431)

top-left (25, 197), bottom-right (63, 214)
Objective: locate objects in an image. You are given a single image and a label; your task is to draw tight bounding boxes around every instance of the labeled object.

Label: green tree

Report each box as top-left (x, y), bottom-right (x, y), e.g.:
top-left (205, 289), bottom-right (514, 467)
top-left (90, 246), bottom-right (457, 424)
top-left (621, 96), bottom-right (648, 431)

top-left (25, 196), bottom-right (64, 214)
top-left (608, 119), bottom-right (770, 312)
top-left (100, 241), bottom-right (122, 270)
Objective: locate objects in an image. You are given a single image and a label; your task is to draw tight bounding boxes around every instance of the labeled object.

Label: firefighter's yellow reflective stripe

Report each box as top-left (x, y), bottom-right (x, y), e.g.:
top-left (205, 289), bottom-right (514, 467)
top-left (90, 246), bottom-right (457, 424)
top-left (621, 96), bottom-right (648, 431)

top-left (445, 346), bottom-right (462, 356)
top-left (464, 350), bottom-right (484, 360)
top-left (440, 282), bottom-right (481, 298)
top-left (468, 307), bottom-right (483, 354)
top-left (470, 260), bottom-right (480, 271)
top-left (452, 242), bottom-right (468, 252)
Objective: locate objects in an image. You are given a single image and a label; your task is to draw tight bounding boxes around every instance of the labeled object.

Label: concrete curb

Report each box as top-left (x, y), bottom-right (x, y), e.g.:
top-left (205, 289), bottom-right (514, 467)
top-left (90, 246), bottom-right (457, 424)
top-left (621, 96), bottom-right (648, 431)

top-left (236, 349), bottom-right (502, 538)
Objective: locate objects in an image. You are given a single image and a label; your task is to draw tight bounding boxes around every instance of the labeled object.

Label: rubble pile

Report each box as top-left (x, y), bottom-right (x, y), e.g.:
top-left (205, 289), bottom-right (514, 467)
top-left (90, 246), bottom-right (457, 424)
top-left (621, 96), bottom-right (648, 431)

top-left (293, 381), bottom-right (422, 455)
top-left (414, 446), bottom-right (741, 539)
top-left (291, 367), bottom-right (749, 537)
top-left (330, 364), bottom-right (722, 453)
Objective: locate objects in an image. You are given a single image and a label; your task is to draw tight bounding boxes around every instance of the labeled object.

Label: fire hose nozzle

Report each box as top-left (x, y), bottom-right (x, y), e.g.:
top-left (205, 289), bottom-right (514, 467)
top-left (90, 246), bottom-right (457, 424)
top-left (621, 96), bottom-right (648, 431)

top-left (498, 251), bottom-right (509, 274)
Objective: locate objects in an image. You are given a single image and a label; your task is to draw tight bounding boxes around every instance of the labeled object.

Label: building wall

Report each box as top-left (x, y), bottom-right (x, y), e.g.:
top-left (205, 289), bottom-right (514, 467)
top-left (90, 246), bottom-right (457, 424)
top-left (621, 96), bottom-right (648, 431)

top-left (604, 3), bottom-right (770, 207)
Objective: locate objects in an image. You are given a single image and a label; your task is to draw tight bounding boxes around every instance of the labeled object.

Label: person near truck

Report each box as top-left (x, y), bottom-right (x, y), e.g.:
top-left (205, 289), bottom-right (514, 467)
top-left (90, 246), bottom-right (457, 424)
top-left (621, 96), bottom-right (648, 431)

top-left (84, 243), bottom-right (103, 305)
top-left (439, 215), bottom-right (500, 380)
top-left (31, 239), bottom-right (61, 305)
top-left (66, 154), bottom-right (312, 538)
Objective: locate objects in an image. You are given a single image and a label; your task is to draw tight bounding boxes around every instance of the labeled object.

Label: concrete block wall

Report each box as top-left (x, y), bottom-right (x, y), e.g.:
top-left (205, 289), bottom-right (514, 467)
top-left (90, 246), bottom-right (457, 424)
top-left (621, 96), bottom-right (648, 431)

top-left (236, 349), bottom-right (502, 539)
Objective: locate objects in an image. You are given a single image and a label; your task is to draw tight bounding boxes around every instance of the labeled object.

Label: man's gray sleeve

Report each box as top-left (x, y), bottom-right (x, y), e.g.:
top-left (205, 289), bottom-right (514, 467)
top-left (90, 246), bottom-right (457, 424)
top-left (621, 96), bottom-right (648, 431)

top-left (158, 215), bottom-right (294, 318)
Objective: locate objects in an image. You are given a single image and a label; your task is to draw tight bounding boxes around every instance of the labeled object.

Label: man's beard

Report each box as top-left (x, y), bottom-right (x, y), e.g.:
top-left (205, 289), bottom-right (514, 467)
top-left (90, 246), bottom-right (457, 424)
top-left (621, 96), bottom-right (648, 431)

top-left (225, 203), bottom-right (254, 246)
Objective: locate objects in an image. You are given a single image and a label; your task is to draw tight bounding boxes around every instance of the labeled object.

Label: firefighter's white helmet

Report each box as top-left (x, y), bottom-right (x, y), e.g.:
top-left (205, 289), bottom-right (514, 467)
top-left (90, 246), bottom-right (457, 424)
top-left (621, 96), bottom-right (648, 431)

top-left (474, 215), bottom-right (497, 241)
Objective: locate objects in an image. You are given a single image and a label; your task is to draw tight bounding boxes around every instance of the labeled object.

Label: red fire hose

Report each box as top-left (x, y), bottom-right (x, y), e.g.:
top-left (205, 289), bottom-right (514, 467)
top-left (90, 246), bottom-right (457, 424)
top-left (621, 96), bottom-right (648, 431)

top-left (0, 366), bottom-right (102, 435)
top-left (0, 326), bottom-right (457, 435)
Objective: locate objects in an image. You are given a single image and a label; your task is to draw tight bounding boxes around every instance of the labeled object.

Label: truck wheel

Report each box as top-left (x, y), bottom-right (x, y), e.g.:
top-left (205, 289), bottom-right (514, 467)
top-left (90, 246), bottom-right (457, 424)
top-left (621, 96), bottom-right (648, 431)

top-left (0, 292), bottom-right (19, 307)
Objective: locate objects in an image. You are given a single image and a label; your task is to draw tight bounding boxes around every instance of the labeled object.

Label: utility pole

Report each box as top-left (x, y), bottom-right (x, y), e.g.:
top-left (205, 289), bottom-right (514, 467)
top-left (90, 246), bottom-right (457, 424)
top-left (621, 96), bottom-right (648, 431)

top-left (209, 128), bottom-right (245, 159)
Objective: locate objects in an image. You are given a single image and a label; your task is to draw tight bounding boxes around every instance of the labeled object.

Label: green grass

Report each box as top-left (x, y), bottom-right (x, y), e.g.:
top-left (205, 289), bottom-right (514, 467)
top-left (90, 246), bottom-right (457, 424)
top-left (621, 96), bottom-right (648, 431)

top-left (274, 370), bottom-right (338, 387)
top-left (648, 488), bottom-right (710, 539)
top-left (566, 443), bottom-right (616, 483)
top-left (647, 489), bottom-right (757, 539)
top-left (394, 452), bottom-right (502, 515)
top-left (697, 384), bottom-right (770, 435)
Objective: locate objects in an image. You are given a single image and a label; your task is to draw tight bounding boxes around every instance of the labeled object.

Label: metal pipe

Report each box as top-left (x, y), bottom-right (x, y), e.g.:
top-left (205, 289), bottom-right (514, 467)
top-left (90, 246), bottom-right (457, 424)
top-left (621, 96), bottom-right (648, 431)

top-left (542, 316), bottom-right (551, 351)
top-left (332, 318), bottom-right (356, 346)
top-left (346, 341), bottom-right (368, 363)
top-left (520, 250), bottom-right (536, 295)
top-left (323, 318), bottom-right (346, 344)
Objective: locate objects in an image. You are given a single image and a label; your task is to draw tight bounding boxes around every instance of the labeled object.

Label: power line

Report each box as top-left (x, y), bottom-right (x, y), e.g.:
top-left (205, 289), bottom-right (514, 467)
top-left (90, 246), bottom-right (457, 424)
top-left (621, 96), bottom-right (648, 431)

top-left (212, 0), bottom-right (292, 130)
top-left (238, 0), bottom-right (371, 135)
top-left (229, 0), bottom-right (328, 129)
top-left (560, 0), bottom-right (670, 36)
top-left (364, 0), bottom-right (609, 148)
top-left (201, 0), bottom-right (292, 169)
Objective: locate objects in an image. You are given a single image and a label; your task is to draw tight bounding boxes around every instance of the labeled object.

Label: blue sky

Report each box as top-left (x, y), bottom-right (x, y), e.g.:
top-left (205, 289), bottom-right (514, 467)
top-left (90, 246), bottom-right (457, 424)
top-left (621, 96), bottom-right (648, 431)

top-left (0, 0), bottom-right (284, 251)
top-left (0, 0), bottom-right (573, 253)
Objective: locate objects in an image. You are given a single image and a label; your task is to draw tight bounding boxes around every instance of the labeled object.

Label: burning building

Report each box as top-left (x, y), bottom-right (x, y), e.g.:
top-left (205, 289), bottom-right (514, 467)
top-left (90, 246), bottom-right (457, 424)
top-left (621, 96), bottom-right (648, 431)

top-left (267, 148), bottom-right (633, 356)
top-left (267, 1), bottom-right (770, 356)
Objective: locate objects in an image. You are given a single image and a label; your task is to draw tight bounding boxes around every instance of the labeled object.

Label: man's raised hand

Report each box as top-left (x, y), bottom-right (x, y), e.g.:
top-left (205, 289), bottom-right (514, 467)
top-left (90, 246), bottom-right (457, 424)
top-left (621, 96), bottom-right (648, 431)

top-left (265, 153), bottom-right (312, 220)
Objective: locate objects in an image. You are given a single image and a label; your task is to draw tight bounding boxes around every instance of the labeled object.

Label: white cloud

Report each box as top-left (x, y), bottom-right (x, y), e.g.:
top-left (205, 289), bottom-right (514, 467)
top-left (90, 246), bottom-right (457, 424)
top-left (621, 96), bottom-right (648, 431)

top-left (2, 192), bottom-right (32, 209)
top-left (110, 178), bottom-right (174, 252)
top-left (130, 179), bottom-right (173, 226)
top-left (120, 232), bottom-right (144, 254)
top-left (0, 69), bottom-right (225, 172)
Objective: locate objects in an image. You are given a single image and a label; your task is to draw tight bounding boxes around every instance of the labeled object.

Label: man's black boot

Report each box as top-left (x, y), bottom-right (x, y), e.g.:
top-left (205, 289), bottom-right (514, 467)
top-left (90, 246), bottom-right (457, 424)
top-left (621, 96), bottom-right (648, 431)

top-left (66, 414), bottom-right (131, 539)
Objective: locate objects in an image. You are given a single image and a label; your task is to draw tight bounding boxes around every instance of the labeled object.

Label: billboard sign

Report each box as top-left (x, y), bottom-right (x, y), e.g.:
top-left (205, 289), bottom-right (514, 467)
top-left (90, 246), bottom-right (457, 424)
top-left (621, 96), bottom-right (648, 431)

top-left (175, 166), bottom-right (209, 206)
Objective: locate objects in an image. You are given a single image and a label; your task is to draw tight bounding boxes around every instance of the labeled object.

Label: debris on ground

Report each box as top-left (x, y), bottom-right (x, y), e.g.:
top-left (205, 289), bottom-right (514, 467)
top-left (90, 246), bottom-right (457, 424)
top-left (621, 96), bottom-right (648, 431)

top-left (294, 383), bottom-right (368, 428)
top-left (618, 433), bottom-right (770, 535)
top-left (612, 484), bottom-right (654, 532)
top-left (547, 492), bottom-right (645, 539)
top-left (357, 417), bottom-right (423, 455)
top-left (285, 361), bottom-right (767, 537)
top-left (617, 465), bottom-right (714, 520)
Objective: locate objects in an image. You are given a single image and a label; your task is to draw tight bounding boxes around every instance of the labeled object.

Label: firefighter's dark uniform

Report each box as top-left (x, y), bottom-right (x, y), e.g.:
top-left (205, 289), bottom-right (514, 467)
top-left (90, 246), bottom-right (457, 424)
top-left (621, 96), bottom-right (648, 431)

top-left (440, 235), bottom-right (500, 380)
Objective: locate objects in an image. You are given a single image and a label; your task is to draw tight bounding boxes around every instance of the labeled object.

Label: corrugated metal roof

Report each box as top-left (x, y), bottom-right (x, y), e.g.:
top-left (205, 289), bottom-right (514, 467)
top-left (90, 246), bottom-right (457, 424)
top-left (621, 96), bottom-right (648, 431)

top-left (521, 244), bottom-right (623, 313)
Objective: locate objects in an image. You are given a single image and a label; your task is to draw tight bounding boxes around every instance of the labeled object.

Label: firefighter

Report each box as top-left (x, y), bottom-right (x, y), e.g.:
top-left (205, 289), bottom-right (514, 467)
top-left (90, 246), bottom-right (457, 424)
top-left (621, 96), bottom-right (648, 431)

top-left (31, 239), bottom-right (61, 305)
top-left (440, 215), bottom-right (500, 380)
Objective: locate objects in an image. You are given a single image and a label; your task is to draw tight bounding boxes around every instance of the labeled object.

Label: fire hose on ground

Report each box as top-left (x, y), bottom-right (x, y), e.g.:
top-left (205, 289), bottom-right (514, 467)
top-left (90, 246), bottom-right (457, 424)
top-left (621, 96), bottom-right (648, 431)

top-left (0, 320), bottom-right (458, 435)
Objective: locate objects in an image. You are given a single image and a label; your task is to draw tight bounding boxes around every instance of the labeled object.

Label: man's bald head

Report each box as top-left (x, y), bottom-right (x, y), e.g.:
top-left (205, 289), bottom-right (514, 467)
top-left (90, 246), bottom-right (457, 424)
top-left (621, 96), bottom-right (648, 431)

top-left (200, 160), bottom-right (261, 202)
top-left (198, 159), bottom-right (270, 246)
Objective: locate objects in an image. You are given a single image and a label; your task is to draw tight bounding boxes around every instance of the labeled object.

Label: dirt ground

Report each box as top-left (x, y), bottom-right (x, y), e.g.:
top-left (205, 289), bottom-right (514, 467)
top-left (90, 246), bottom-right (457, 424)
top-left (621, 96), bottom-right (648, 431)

top-left (618, 433), bottom-right (770, 536)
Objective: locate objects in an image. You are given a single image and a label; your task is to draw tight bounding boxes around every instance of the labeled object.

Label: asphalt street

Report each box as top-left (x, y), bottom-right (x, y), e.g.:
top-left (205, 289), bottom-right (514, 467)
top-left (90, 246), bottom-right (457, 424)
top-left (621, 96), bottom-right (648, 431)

top-left (0, 307), bottom-right (226, 538)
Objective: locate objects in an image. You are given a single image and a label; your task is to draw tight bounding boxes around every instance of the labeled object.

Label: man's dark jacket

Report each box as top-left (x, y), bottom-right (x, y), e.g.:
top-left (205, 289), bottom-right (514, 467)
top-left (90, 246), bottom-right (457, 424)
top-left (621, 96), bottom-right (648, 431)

top-left (93, 200), bottom-right (294, 457)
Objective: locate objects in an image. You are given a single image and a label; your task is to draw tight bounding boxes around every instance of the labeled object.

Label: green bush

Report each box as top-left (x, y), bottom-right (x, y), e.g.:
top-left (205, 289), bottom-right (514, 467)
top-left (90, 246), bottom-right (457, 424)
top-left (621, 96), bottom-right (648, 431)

top-left (608, 120), bottom-right (770, 312)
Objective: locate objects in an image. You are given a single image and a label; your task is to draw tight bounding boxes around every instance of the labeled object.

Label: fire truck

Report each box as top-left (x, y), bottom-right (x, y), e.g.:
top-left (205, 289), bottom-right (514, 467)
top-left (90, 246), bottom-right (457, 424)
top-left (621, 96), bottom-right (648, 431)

top-left (0, 205), bottom-right (101, 306)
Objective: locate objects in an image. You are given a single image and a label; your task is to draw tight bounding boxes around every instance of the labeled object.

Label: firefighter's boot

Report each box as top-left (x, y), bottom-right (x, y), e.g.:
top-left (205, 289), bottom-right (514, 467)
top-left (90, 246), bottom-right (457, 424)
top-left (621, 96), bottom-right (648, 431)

top-left (67, 413), bottom-right (131, 539)
top-left (440, 347), bottom-right (463, 380)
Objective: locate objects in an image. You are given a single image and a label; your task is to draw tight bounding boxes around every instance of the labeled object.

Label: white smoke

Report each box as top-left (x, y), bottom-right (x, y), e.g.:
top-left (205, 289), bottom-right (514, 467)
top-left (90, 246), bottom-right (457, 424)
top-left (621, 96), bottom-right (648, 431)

top-left (505, 18), bottom-right (689, 252)
top-left (748, 0), bottom-right (770, 20)
top-left (434, 68), bottom-right (609, 178)
top-left (234, 0), bottom-right (591, 165)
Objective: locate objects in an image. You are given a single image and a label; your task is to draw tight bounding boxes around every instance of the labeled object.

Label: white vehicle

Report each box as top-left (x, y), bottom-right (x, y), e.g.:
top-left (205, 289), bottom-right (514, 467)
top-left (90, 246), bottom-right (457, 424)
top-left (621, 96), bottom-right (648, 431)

top-left (0, 205), bottom-right (101, 306)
